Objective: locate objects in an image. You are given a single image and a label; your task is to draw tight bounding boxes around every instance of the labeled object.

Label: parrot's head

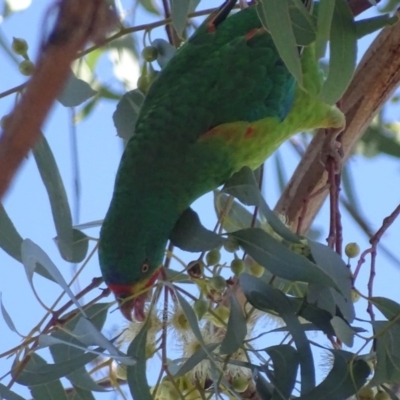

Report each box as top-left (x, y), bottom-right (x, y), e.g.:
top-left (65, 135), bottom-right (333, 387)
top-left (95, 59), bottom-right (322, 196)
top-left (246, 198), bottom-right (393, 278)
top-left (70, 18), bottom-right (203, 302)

top-left (98, 236), bottom-right (164, 322)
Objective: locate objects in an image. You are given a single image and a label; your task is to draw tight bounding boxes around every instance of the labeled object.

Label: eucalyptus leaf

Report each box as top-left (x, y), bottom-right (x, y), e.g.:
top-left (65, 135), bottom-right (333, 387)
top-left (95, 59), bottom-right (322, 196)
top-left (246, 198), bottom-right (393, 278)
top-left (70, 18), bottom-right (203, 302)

top-left (314, 0), bottom-right (335, 59)
top-left (54, 229), bottom-right (89, 263)
top-left (127, 320), bottom-right (152, 400)
top-left (170, 207), bottom-right (225, 252)
top-left (170, 0), bottom-right (190, 37)
top-left (297, 350), bottom-right (370, 400)
top-left (220, 294), bottom-right (247, 355)
top-left (371, 320), bottom-right (400, 386)
top-left (29, 378), bottom-right (69, 400)
top-left (138, 0), bottom-right (159, 14)
top-left (113, 89), bottom-right (145, 140)
top-left (21, 239), bottom-right (86, 316)
top-left (214, 191), bottom-right (262, 232)
top-left (263, 345), bottom-right (299, 399)
top-left (172, 343), bottom-right (219, 378)
top-left (308, 240), bottom-right (353, 320)
top-left (330, 316), bottom-right (355, 347)
top-left (257, 0), bottom-right (303, 86)
top-left (361, 124), bottom-right (400, 159)
top-left (58, 72), bottom-right (97, 107)
top-left (239, 274), bottom-right (315, 395)
top-left (33, 135), bottom-right (73, 261)
top-left (223, 167), bottom-right (301, 243)
top-left (319, 0), bottom-right (357, 104)
top-left (15, 352), bottom-right (99, 386)
top-left (371, 296), bottom-right (400, 320)
top-left (307, 283), bottom-right (336, 316)
top-left (48, 303), bottom-right (109, 391)
top-left (255, 373), bottom-right (274, 400)
top-left (73, 318), bottom-right (135, 365)
top-left (289, 2), bottom-right (316, 46)
top-left (73, 219), bottom-right (103, 230)
top-left (68, 385), bottom-right (96, 400)
top-left (0, 292), bottom-right (18, 333)
top-left (0, 383), bottom-right (25, 400)
top-left (176, 291), bottom-right (205, 346)
top-left (152, 38), bottom-right (176, 68)
top-left (232, 228), bottom-right (336, 288)
top-left (355, 14), bottom-right (398, 39)
top-left (0, 204), bottom-right (23, 262)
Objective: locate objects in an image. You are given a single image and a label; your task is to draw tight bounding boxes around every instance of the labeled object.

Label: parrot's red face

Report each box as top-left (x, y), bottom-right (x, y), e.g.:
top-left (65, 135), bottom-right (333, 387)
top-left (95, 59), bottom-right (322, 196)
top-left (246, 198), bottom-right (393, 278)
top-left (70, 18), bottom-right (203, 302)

top-left (108, 268), bottom-right (161, 321)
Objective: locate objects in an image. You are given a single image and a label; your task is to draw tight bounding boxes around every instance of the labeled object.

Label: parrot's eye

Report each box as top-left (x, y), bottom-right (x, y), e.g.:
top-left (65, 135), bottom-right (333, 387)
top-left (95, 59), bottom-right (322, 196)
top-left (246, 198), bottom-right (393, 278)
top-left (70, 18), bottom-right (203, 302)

top-left (141, 262), bottom-right (150, 273)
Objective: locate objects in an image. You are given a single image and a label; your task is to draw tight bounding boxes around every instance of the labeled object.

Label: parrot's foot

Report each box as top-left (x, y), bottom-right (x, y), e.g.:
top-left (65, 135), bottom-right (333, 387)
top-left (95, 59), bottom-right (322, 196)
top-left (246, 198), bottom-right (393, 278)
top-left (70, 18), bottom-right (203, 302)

top-left (320, 127), bottom-right (345, 174)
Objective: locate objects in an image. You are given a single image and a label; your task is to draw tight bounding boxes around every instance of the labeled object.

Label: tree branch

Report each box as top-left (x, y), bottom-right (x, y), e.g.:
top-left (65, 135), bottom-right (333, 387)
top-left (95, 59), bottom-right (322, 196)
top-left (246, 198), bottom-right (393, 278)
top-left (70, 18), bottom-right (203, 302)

top-left (0, 0), bottom-right (116, 199)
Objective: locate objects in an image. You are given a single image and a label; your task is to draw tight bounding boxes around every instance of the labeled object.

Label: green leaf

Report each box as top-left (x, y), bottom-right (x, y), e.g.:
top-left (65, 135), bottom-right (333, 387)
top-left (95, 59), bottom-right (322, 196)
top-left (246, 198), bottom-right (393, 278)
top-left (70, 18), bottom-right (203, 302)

top-left (330, 316), bottom-right (354, 347)
top-left (232, 228), bottom-right (336, 288)
top-left (224, 167), bottom-right (301, 243)
top-left (29, 377), bottom-right (69, 400)
top-left (0, 383), bottom-right (25, 400)
top-left (55, 229), bottom-right (89, 264)
top-left (307, 283), bottom-right (336, 315)
top-left (113, 89), bottom-right (145, 140)
top-left (127, 321), bottom-right (152, 400)
top-left (152, 39), bottom-right (176, 69)
top-left (0, 204), bottom-right (23, 262)
top-left (3, 0), bottom-right (32, 17)
top-left (307, 240), bottom-right (354, 321)
top-left (342, 164), bottom-right (360, 212)
top-left (361, 124), bottom-right (400, 159)
top-left (172, 343), bottom-right (219, 378)
top-left (289, 2), bottom-right (316, 46)
top-left (255, 374), bottom-right (274, 399)
top-left (73, 318), bottom-right (134, 365)
top-left (49, 304), bottom-right (110, 392)
top-left (276, 310), bottom-right (337, 334)
top-left (15, 352), bottom-right (99, 386)
top-left (171, 0), bottom-right (190, 37)
top-left (58, 72), bottom-right (97, 107)
top-left (315, 0), bottom-right (335, 59)
top-left (220, 295), bottom-right (247, 355)
top-left (0, 292), bottom-right (18, 333)
top-left (170, 207), bottom-right (225, 252)
top-left (355, 14), bottom-right (398, 39)
top-left (68, 385), bottom-right (96, 400)
top-left (257, 0), bottom-right (303, 86)
top-left (263, 345), bottom-right (299, 399)
top-left (214, 191), bottom-right (262, 233)
top-left (273, 151), bottom-right (287, 193)
top-left (138, 0), bottom-right (160, 15)
top-left (33, 135), bottom-right (73, 261)
top-left (371, 321), bottom-right (400, 386)
top-left (319, 0), bottom-right (357, 104)
top-left (21, 239), bottom-right (86, 315)
top-left (239, 274), bottom-right (315, 395)
top-left (176, 291), bottom-right (205, 346)
top-left (298, 350), bottom-right (370, 400)
top-left (371, 297), bottom-right (400, 320)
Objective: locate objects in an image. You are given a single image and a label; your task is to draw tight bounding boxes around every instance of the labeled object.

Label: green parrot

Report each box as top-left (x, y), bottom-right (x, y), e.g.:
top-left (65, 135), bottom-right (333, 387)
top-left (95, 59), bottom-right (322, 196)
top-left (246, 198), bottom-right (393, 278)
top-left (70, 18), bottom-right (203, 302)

top-left (99, 0), bottom-right (344, 321)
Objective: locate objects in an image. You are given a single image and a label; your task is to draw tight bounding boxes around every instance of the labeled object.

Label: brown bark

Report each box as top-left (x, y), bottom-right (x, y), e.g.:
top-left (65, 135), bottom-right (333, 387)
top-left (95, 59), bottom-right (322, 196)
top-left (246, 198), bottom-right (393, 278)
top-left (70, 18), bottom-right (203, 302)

top-left (0, 0), bottom-right (116, 199)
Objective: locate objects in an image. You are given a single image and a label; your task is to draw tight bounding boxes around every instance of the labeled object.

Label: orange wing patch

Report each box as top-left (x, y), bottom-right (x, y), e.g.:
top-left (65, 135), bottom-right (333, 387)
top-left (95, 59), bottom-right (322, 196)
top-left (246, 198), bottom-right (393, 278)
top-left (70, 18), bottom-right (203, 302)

top-left (245, 126), bottom-right (254, 138)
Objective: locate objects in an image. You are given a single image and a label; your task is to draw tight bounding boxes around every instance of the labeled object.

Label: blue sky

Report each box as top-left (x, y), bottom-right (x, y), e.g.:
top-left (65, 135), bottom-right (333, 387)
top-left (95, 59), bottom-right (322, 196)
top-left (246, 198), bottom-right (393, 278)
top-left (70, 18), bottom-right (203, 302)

top-left (0, 1), bottom-right (400, 398)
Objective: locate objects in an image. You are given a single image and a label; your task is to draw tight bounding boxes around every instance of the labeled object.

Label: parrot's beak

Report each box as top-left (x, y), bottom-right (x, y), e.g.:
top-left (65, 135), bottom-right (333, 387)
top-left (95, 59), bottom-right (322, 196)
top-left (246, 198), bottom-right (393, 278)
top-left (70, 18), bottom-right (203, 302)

top-left (111, 268), bottom-right (162, 321)
top-left (119, 291), bottom-right (150, 322)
